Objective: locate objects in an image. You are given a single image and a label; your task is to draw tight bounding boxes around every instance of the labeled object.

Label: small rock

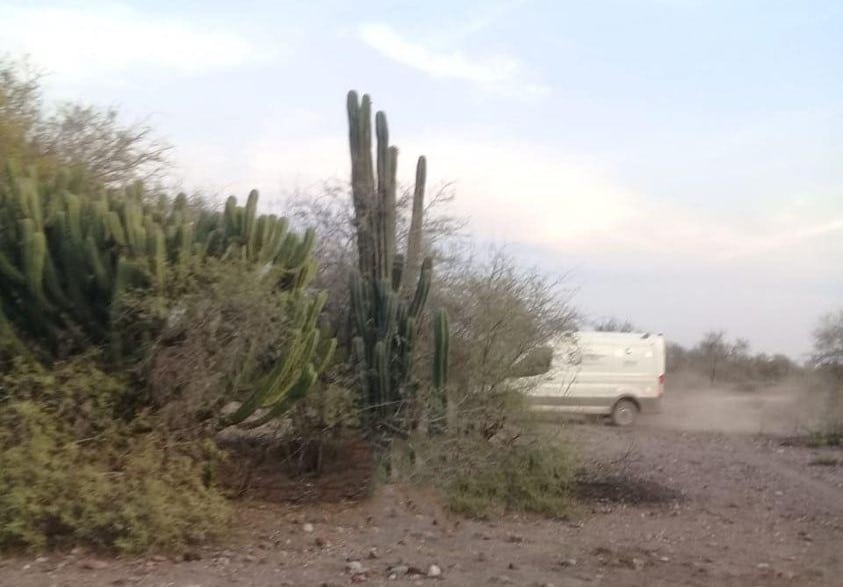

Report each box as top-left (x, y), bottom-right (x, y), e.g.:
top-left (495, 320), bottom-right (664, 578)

top-left (659, 556), bottom-right (670, 562)
top-left (35, 557), bottom-right (49, 564)
top-left (389, 565), bottom-right (410, 576)
top-left (351, 574), bottom-right (367, 583)
top-left (80, 559), bottom-right (109, 570)
top-left (314, 536), bottom-right (327, 548)
top-left (346, 560), bottom-right (366, 575)
top-left (242, 554), bottom-right (256, 563)
top-left (151, 555), bottom-right (168, 563)
top-left (428, 564), bottom-right (442, 577)
top-left (558, 558), bottom-right (577, 567)
top-left (506, 534), bottom-right (524, 544)
top-left (367, 547), bottom-right (378, 559)
top-left (757, 563), bottom-right (771, 570)
top-left (303, 523), bottom-right (315, 533)
top-left (508, 562), bottom-right (518, 570)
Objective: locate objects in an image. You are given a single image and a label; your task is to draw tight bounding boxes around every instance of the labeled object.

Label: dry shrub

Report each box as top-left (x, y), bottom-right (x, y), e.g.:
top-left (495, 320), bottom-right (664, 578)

top-left (0, 356), bottom-right (229, 552)
top-left (136, 260), bottom-right (297, 434)
top-left (391, 419), bottom-right (573, 519)
top-left (441, 438), bottom-right (573, 519)
top-left (282, 365), bottom-right (360, 474)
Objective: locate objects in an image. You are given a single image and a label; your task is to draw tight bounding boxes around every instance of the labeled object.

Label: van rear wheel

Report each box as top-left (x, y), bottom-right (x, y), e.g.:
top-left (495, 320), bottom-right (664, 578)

top-left (611, 399), bottom-right (638, 426)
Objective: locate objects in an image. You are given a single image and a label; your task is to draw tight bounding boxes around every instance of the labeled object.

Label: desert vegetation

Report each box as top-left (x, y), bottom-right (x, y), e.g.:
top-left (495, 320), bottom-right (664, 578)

top-left (665, 331), bottom-right (798, 386)
top-left (1, 54), bottom-right (839, 573)
top-left (0, 58), bottom-right (578, 552)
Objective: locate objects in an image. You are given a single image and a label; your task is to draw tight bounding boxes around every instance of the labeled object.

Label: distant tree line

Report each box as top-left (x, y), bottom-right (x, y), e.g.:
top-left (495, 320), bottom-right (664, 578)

top-left (666, 331), bottom-right (797, 384)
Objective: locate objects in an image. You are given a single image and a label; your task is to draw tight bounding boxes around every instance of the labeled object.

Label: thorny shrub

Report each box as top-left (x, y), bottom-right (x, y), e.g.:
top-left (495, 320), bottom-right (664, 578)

top-left (0, 356), bottom-right (229, 552)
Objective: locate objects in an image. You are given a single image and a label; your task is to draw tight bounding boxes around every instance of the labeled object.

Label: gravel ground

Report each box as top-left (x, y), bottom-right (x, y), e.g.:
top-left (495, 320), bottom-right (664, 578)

top-left (2, 388), bottom-right (842, 587)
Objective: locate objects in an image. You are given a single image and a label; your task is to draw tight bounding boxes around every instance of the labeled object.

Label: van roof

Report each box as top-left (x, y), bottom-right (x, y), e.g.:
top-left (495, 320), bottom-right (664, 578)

top-left (575, 331), bottom-right (664, 341)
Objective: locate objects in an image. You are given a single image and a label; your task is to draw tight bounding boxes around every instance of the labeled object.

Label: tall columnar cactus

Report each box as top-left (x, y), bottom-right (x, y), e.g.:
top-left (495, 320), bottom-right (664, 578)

top-left (429, 309), bottom-right (450, 435)
top-left (346, 91), bottom-right (448, 435)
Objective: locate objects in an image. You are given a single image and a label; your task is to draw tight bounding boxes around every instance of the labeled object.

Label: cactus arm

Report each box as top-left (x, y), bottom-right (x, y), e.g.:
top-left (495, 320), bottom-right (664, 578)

top-left (402, 156), bottom-right (426, 297)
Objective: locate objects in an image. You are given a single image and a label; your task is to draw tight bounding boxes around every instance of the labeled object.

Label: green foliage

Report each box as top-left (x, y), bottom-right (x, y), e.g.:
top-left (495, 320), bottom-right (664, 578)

top-left (444, 441), bottom-right (573, 519)
top-left (0, 57), bottom-right (170, 185)
top-left (346, 91), bottom-right (448, 437)
top-left (806, 431), bottom-right (843, 448)
top-left (0, 165), bottom-right (320, 361)
top-left (0, 162), bottom-right (331, 426)
top-left (0, 353), bottom-right (130, 434)
top-left (0, 164), bottom-right (180, 359)
top-left (134, 259), bottom-right (335, 432)
top-left (0, 165), bottom-right (334, 552)
top-left (0, 357), bottom-right (229, 552)
top-left (391, 432), bottom-right (573, 520)
top-left (225, 290), bottom-right (336, 428)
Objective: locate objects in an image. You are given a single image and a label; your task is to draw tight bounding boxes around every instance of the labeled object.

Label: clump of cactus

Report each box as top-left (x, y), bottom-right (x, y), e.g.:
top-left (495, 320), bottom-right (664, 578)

top-left (346, 91), bottom-right (449, 437)
top-left (196, 191), bottom-right (334, 427)
top-left (0, 163), bottom-right (180, 359)
top-left (225, 291), bottom-right (336, 428)
top-left (0, 162), bottom-right (332, 426)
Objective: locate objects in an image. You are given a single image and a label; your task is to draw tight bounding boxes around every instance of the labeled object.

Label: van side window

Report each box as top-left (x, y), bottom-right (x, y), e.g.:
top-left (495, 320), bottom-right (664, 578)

top-left (581, 352), bottom-right (605, 365)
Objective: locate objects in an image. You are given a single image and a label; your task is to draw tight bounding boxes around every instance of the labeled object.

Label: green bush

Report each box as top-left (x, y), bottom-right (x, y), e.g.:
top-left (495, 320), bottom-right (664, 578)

top-left (441, 439), bottom-right (573, 519)
top-left (0, 357), bottom-right (229, 552)
top-left (390, 429), bottom-right (573, 520)
top-left (0, 354), bottom-right (132, 434)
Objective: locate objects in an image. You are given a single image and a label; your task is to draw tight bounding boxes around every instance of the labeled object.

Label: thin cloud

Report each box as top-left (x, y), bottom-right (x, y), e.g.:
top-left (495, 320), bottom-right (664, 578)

top-left (450, 0), bottom-right (530, 41)
top-left (723, 218), bottom-right (843, 260)
top-left (357, 22), bottom-right (548, 97)
top-left (181, 131), bottom-right (839, 269)
top-left (1, 3), bottom-right (275, 80)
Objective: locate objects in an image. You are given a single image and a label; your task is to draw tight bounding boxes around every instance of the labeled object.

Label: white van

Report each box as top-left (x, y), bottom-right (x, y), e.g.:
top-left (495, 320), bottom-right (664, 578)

top-left (524, 331), bottom-right (665, 426)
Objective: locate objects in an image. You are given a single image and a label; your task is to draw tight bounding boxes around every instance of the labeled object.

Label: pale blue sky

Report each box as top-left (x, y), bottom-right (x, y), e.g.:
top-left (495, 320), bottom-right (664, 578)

top-left (3, 0), bottom-right (841, 357)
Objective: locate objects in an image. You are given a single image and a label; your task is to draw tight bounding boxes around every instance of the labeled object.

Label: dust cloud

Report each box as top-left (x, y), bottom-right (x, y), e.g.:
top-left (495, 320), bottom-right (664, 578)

top-left (641, 372), bottom-right (828, 436)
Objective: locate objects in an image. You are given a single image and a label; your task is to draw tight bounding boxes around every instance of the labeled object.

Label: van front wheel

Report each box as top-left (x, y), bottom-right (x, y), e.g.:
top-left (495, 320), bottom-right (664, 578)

top-left (611, 399), bottom-right (638, 426)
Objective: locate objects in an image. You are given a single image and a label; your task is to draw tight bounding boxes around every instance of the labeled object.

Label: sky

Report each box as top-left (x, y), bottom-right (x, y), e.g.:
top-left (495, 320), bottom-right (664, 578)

top-left (2, 0), bottom-right (841, 358)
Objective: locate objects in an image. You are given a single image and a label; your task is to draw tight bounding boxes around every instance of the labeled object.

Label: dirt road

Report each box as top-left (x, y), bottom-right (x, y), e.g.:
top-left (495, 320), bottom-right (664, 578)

top-left (3, 410), bottom-right (842, 587)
